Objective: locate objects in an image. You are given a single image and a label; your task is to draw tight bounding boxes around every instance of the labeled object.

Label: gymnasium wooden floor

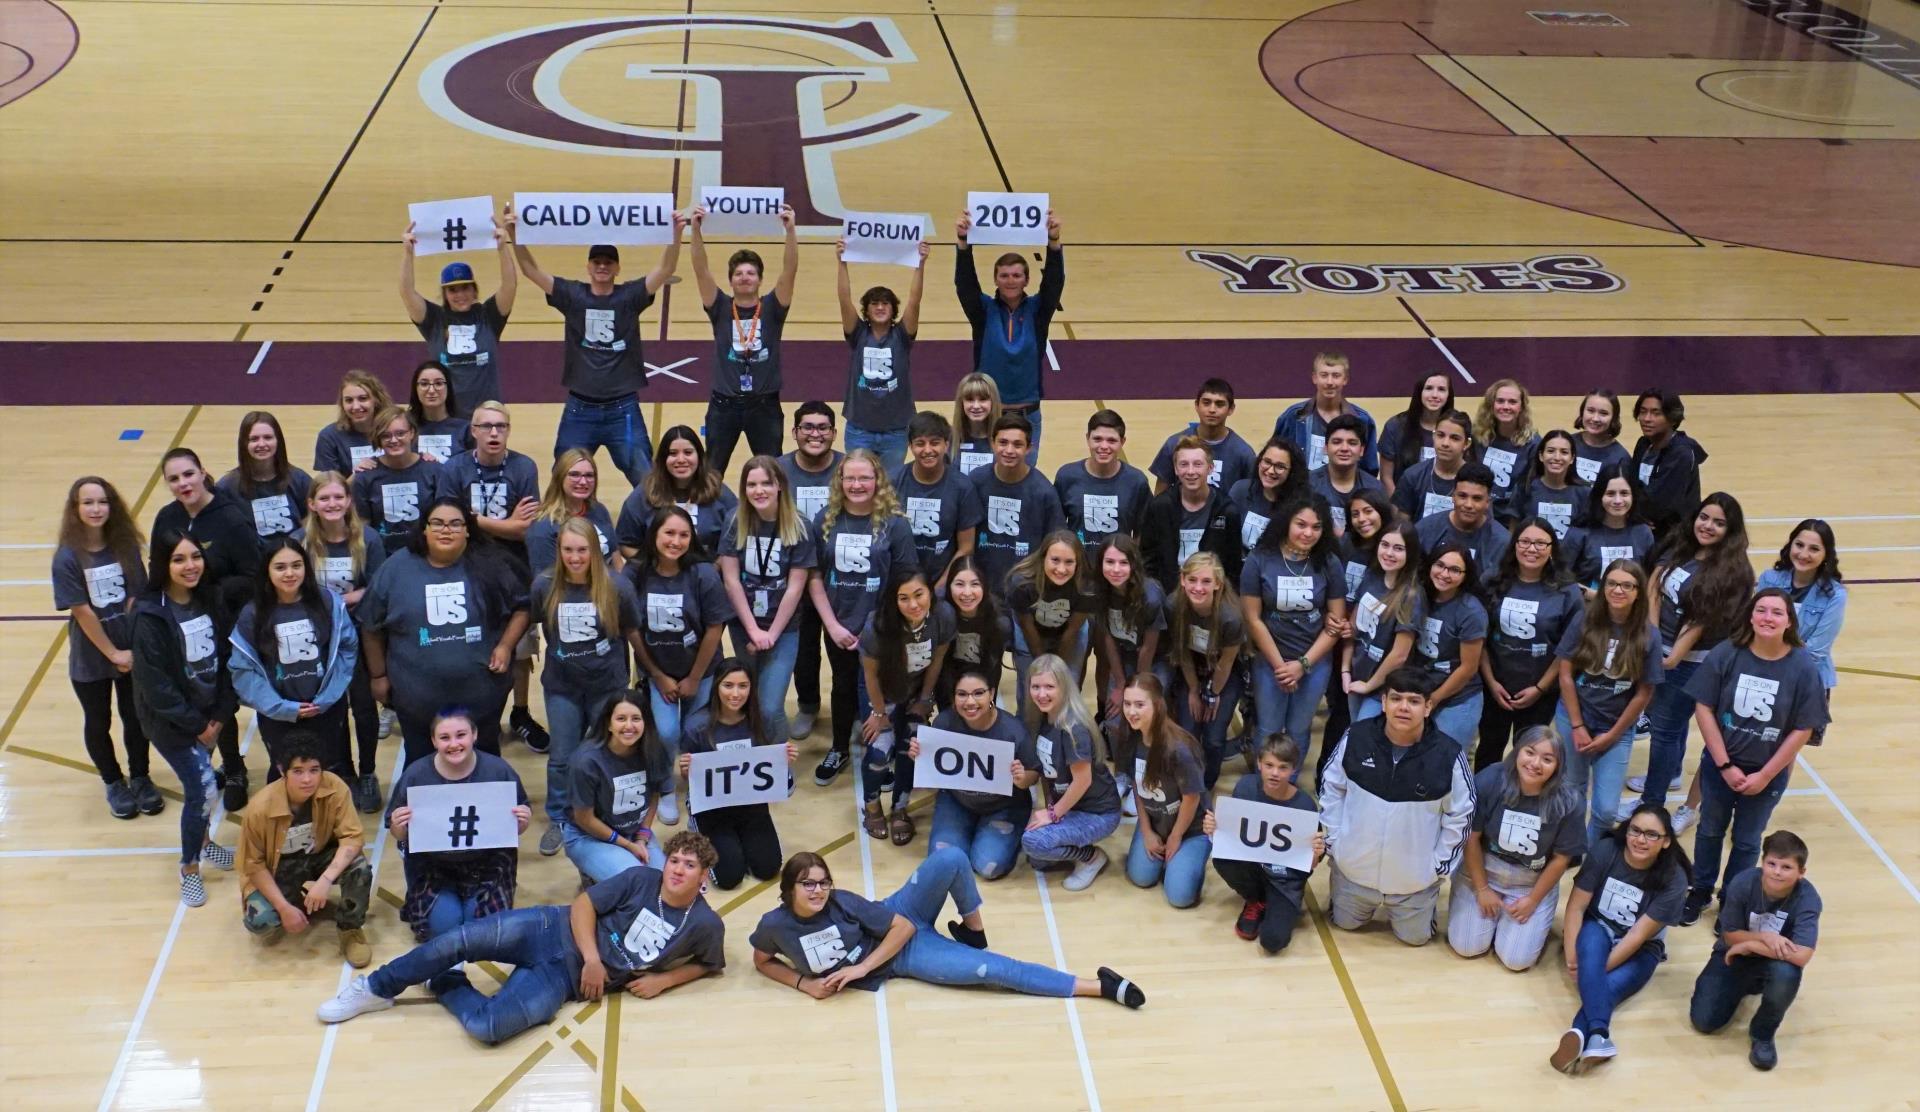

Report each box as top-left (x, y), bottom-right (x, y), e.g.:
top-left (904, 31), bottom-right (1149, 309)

top-left (3, 0), bottom-right (1919, 1108)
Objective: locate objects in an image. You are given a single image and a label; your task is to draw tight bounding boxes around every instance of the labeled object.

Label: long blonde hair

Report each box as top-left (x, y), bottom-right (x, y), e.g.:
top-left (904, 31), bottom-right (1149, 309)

top-left (1024, 652), bottom-right (1098, 741)
top-left (543, 517), bottom-right (623, 637)
top-left (333, 370), bottom-right (393, 433)
top-left (302, 471), bottom-right (368, 580)
top-left (1168, 551), bottom-right (1239, 666)
top-left (733, 454), bottom-right (807, 548)
top-left (538, 448), bottom-right (597, 526)
top-left (1474, 378), bottom-right (1536, 444)
top-left (821, 450), bottom-right (902, 536)
top-left (949, 372), bottom-right (1002, 459)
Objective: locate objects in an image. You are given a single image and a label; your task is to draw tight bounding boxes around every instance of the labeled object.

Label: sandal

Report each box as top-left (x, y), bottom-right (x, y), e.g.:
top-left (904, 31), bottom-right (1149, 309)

top-left (889, 807), bottom-right (916, 846)
top-left (863, 801), bottom-right (888, 840)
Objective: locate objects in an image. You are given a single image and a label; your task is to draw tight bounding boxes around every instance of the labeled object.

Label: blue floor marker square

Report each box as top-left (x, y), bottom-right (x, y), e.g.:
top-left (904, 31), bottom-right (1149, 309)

top-left (119, 429), bottom-right (144, 441)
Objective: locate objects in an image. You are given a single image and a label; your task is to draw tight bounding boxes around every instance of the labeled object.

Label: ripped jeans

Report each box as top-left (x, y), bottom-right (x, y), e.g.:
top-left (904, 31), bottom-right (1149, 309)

top-left (925, 790), bottom-right (1031, 880)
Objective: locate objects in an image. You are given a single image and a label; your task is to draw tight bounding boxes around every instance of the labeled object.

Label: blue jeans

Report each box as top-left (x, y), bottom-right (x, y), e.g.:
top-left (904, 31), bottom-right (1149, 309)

top-left (368, 905), bottom-right (578, 1045)
top-left (155, 741), bottom-right (215, 867)
top-left (1691, 953), bottom-right (1803, 1041)
top-left (1641, 659), bottom-right (1699, 808)
top-left (1250, 655), bottom-right (1332, 778)
top-left (1557, 704), bottom-right (1634, 845)
top-left (1172, 668), bottom-right (1248, 789)
top-left (1690, 756), bottom-right (1788, 899)
top-left (555, 394), bottom-right (651, 487)
top-left (1125, 826), bottom-right (1211, 908)
top-left (1018, 407), bottom-right (1044, 467)
top-left (884, 845), bottom-right (1076, 997)
top-left (650, 675), bottom-right (713, 758)
top-left (927, 791), bottom-right (1028, 880)
top-left (1021, 807), bottom-right (1121, 867)
top-left (1570, 917), bottom-right (1661, 1036)
top-left (543, 688), bottom-right (587, 824)
top-left (563, 823), bottom-right (663, 882)
top-left (1430, 691), bottom-right (1484, 750)
top-left (424, 888), bottom-right (484, 940)
top-left (844, 425), bottom-right (908, 477)
top-left (732, 622), bottom-right (799, 745)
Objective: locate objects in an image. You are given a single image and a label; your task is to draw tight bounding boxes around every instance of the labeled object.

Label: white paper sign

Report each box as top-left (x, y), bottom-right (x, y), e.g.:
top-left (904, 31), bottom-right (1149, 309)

top-left (912, 726), bottom-right (1016, 796)
top-left (408, 196), bottom-right (498, 256)
top-left (688, 745), bottom-right (791, 814)
top-left (842, 211), bottom-right (925, 267)
top-left (1209, 795), bottom-right (1317, 873)
top-left (965, 191), bottom-right (1050, 247)
top-left (405, 780), bottom-right (520, 853)
top-left (512, 192), bottom-right (675, 246)
top-left (698, 186), bottom-right (786, 237)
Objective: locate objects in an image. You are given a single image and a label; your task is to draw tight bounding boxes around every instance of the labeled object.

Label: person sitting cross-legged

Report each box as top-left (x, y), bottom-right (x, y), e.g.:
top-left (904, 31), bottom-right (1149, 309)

top-left (238, 730), bottom-right (373, 967)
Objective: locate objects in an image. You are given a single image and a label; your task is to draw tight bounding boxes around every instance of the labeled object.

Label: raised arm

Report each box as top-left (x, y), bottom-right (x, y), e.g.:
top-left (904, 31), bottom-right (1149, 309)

top-left (646, 210), bottom-right (687, 295)
top-left (689, 207), bottom-right (719, 307)
top-left (399, 224), bottom-right (428, 324)
top-left (835, 240), bottom-right (859, 334)
top-left (953, 211), bottom-right (986, 326)
top-left (901, 240), bottom-right (929, 335)
top-left (493, 210), bottom-right (519, 315)
top-left (773, 204), bottom-right (799, 307)
top-left (512, 223), bottom-right (556, 296)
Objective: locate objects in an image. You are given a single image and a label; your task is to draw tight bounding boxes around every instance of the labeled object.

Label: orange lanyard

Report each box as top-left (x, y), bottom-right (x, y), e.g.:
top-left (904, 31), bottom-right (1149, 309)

top-left (731, 297), bottom-right (763, 349)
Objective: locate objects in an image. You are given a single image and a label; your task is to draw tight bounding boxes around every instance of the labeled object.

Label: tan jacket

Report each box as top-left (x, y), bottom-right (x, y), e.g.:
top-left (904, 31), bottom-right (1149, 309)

top-left (237, 773), bottom-right (364, 901)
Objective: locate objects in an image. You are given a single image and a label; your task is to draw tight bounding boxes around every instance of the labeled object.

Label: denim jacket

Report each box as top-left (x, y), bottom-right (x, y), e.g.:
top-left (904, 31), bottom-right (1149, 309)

top-left (228, 589), bottom-right (359, 721)
top-left (1756, 568), bottom-right (1846, 688)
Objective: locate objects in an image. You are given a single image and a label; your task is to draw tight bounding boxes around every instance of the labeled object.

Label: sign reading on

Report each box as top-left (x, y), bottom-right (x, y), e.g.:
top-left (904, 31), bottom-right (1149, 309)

top-left (965, 191), bottom-right (1049, 247)
top-left (687, 745), bottom-right (792, 814)
top-left (698, 186), bottom-right (787, 237)
top-left (409, 196), bottom-right (498, 256)
top-left (512, 192), bottom-right (676, 246)
top-left (842, 211), bottom-right (925, 267)
top-left (1209, 795), bottom-right (1317, 873)
top-left (405, 780), bottom-right (520, 853)
top-left (911, 726), bottom-right (1015, 796)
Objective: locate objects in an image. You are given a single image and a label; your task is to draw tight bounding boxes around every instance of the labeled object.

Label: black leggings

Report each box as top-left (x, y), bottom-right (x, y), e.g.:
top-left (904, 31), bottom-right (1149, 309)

top-left (703, 394), bottom-right (785, 479)
top-left (74, 675), bottom-right (149, 783)
top-left (826, 639), bottom-right (862, 755)
top-left (794, 605), bottom-right (823, 712)
top-left (347, 654), bottom-right (380, 776)
top-left (696, 805), bottom-right (783, 889)
top-left (1212, 858), bottom-right (1305, 955)
top-left (257, 702), bottom-right (353, 783)
top-left (1317, 683), bottom-right (1349, 790)
top-left (1474, 690), bottom-right (1559, 771)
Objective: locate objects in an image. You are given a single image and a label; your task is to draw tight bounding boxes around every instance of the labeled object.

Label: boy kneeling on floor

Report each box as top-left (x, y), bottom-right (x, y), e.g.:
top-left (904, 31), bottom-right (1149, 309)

top-left (1689, 828), bottom-right (1819, 1072)
top-left (238, 729), bottom-right (373, 967)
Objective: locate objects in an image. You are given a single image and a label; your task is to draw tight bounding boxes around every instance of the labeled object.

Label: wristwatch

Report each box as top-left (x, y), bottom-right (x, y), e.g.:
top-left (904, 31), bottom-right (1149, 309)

top-left (1715, 757), bottom-right (1734, 771)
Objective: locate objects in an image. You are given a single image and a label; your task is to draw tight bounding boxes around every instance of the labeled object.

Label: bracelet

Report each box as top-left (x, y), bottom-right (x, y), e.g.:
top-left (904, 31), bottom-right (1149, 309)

top-left (370, 673), bottom-right (387, 680)
top-left (1569, 721), bottom-right (1585, 730)
top-left (606, 829), bottom-right (620, 845)
top-left (793, 974), bottom-right (808, 993)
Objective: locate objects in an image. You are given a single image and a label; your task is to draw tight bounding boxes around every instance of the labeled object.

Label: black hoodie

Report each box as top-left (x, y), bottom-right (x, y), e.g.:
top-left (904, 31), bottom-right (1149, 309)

top-left (1631, 431), bottom-right (1707, 538)
top-left (130, 591), bottom-right (235, 745)
top-left (153, 486), bottom-right (262, 610)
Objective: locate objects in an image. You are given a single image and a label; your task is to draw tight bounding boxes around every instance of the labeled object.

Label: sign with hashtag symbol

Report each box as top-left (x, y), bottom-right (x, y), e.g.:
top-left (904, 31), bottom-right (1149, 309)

top-left (406, 780), bottom-right (520, 852)
top-left (407, 195), bottom-right (498, 256)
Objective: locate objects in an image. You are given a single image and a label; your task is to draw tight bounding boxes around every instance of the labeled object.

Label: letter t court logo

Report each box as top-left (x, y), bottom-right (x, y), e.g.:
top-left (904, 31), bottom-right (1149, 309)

top-left (419, 14), bottom-right (947, 233)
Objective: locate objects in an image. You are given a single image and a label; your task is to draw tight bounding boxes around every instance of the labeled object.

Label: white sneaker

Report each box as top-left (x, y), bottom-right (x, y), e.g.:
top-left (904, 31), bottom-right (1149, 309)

top-left (1063, 848), bottom-right (1109, 892)
top-left (657, 791), bottom-right (681, 826)
top-left (789, 710), bottom-right (816, 741)
top-left (1672, 804), bottom-right (1699, 834)
top-left (378, 707), bottom-right (397, 740)
top-left (1576, 1032), bottom-right (1618, 1073)
top-left (317, 975), bottom-right (395, 1023)
top-left (1116, 776), bottom-right (1137, 818)
top-left (1625, 774), bottom-right (1648, 794)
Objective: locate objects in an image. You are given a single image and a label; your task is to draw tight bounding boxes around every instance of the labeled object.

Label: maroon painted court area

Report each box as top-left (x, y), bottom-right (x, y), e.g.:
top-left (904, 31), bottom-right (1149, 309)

top-left (3, 336), bottom-right (1919, 407)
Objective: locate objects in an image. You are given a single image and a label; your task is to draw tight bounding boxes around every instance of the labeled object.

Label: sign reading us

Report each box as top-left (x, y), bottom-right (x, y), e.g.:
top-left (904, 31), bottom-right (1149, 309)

top-left (419, 14), bottom-right (947, 233)
top-left (1187, 251), bottom-right (1626, 295)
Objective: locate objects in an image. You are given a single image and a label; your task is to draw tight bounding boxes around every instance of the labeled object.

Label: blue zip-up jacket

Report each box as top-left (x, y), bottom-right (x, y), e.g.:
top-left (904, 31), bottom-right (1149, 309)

top-left (955, 244), bottom-right (1065, 407)
top-left (1272, 399), bottom-right (1379, 475)
top-left (229, 588), bottom-right (359, 721)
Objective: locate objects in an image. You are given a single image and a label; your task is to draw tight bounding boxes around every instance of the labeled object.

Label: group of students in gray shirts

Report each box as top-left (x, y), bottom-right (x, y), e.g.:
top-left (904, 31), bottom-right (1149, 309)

top-left (54, 208), bottom-right (1836, 1074)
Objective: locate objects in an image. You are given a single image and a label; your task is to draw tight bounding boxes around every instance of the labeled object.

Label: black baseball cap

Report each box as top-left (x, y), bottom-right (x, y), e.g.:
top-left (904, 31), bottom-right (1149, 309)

top-left (588, 245), bottom-right (620, 262)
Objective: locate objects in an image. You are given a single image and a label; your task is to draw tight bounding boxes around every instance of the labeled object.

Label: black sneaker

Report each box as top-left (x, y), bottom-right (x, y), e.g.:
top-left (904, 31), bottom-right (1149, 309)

top-left (512, 708), bottom-right (551, 753)
top-left (814, 749), bottom-right (849, 786)
top-left (222, 766), bottom-right (250, 813)
top-left (1749, 1038), bottom-right (1777, 1071)
top-left (1679, 890), bottom-right (1711, 927)
top-left (354, 772), bottom-right (382, 814)
top-left (1235, 899), bottom-right (1265, 941)
top-left (105, 779), bottom-right (137, 820)
top-left (129, 775), bottom-right (165, 815)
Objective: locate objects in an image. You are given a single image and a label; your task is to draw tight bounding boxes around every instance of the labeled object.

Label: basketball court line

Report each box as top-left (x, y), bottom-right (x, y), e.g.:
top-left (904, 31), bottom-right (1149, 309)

top-left (1303, 889), bottom-right (1408, 1112)
top-left (1794, 754), bottom-right (1920, 906)
top-left (245, 340), bottom-right (274, 376)
top-left (0, 846), bottom-right (178, 858)
top-left (1394, 297), bottom-right (1476, 384)
top-left (1030, 866), bottom-right (1104, 1112)
top-left (927, 1), bottom-right (1014, 193)
top-left (850, 761), bottom-right (900, 1112)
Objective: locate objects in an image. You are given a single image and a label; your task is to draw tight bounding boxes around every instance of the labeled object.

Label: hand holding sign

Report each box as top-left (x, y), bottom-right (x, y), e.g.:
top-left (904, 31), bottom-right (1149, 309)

top-left (842, 211), bottom-right (926, 268)
top-left (405, 780), bottom-right (521, 852)
top-left (964, 192), bottom-right (1051, 247)
top-left (911, 726), bottom-right (1016, 796)
top-left (688, 745), bottom-right (792, 814)
top-left (408, 196), bottom-right (499, 257)
top-left (1209, 795), bottom-right (1318, 874)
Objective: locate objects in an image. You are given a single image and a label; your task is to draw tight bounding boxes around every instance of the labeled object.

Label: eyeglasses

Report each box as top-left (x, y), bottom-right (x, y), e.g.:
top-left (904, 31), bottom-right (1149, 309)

top-left (472, 422), bottom-right (509, 433)
top-left (417, 381), bottom-right (446, 391)
top-left (379, 431), bottom-right (414, 443)
top-left (426, 520), bottom-right (467, 533)
top-left (1257, 459), bottom-right (1289, 473)
top-left (796, 424), bottom-right (834, 436)
top-left (1515, 538), bottom-right (1552, 550)
top-left (1603, 580), bottom-right (1638, 593)
top-left (565, 470), bottom-right (597, 481)
top-left (1625, 826), bottom-right (1667, 842)
top-left (1432, 563), bottom-right (1466, 577)
top-left (796, 878), bottom-right (832, 892)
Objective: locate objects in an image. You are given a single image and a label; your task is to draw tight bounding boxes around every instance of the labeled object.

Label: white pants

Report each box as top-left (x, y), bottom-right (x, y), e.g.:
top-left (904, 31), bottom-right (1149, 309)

top-left (1328, 865), bottom-right (1440, 946)
top-left (1444, 861), bottom-right (1558, 971)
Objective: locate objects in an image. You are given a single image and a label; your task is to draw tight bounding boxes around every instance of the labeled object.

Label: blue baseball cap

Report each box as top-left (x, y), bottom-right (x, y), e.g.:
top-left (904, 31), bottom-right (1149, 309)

top-left (440, 261), bottom-right (476, 287)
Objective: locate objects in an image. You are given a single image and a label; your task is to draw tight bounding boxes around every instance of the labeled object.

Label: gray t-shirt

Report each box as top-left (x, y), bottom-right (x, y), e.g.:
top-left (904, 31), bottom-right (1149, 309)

top-left (1414, 593), bottom-right (1489, 703)
top-left (313, 426), bottom-right (377, 476)
top-left (1479, 434), bottom-right (1537, 513)
top-left (388, 751), bottom-right (528, 865)
top-left (614, 486), bottom-right (738, 559)
top-left (549, 277), bottom-right (655, 398)
top-left (1555, 612), bottom-right (1665, 735)
top-left (1240, 549), bottom-right (1344, 659)
top-left (1053, 461), bottom-right (1151, 550)
top-left (1571, 438), bottom-right (1630, 486)
top-left (625, 562), bottom-right (733, 680)
top-left (1571, 522), bottom-right (1656, 584)
top-left (293, 526), bottom-right (387, 599)
top-left (1685, 642), bottom-right (1829, 771)
top-left (165, 595), bottom-right (222, 709)
top-left (1133, 740), bottom-right (1207, 840)
top-left (1517, 479), bottom-right (1588, 541)
top-left (353, 458), bottom-right (446, 555)
top-left (530, 573), bottom-right (641, 696)
top-left (890, 464), bottom-right (985, 579)
top-left (570, 739), bottom-right (674, 839)
top-left (1176, 601), bottom-right (1245, 680)
top-left (926, 708), bottom-right (1029, 816)
top-left (812, 509), bottom-right (918, 634)
top-left (858, 602), bottom-right (956, 703)
top-left (54, 546), bottom-right (145, 682)
top-left (586, 865), bottom-right (726, 987)
top-left (438, 450), bottom-right (542, 525)
top-left (414, 416), bottom-right (472, 465)
top-left (778, 451), bottom-right (843, 525)
top-left (1004, 575), bottom-right (1095, 656)
top-left (242, 600), bottom-right (328, 702)
top-left (359, 550), bottom-right (526, 713)
top-left (1471, 764), bottom-right (1586, 873)
top-left (1346, 569), bottom-right (1427, 685)
top-left (1019, 722), bottom-right (1121, 815)
top-left (717, 510), bottom-right (819, 625)
top-left (1392, 459), bottom-right (1459, 523)
top-left (968, 467), bottom-right (1065, 593)
top-left (750, 891), bottom-right (898, 989)
top-left (415, 299), bottom-right (507, 416)
top-left (1576, 835), bottom-right (1687, 956)
top-left (707, 293), bottom-right (789, 397)
top-left (1485, 579), bottom-right (1584, 692)
top-left (1102, 578), bottom-right (1167, 676)
top-left (1711, 869), bottom-right (1820, 961)
top-left (217, 468), bottom-right (313, 540)
top-left (954, 432), bottom-right (995, 479)
top-left (526, 503), bottom-right (617, 575)
top-left (1148, 427), bottom-right (1256, 493)
top-left (843, 321), bottom-right (915, 432)
top-left (1415, 512), bottom-right (1511, 581)
top-left (1306, 467), bottom-right (1387, 537)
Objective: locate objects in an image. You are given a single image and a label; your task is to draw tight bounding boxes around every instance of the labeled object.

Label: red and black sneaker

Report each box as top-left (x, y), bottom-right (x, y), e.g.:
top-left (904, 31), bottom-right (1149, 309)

top-left (1235, 900), bottom-right (1266, 941)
